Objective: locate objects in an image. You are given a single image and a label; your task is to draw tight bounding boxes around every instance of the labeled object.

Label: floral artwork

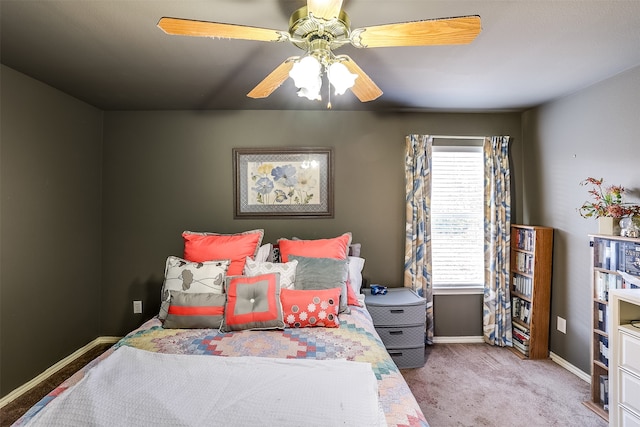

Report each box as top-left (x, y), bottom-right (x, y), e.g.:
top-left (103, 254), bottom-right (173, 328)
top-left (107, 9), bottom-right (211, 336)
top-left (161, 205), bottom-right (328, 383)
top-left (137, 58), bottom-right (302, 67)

top-left (248, 160), bottom-right (320, 206)
top-left (233, 148), bottom-right (333, 218)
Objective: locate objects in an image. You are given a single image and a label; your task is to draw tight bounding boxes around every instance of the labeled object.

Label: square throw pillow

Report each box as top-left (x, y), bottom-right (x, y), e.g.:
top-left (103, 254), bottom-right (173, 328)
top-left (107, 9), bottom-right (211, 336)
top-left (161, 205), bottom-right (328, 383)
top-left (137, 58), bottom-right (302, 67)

top-left (182, 229), bottom-right (264, 276)
top-left (162, 291), bottom-right (226, 329)
top-left (244, 257), bottom-right (298, 290)
top-left (289, 255), bottom-right (349, 313)
top-left (221, 273), bottom-right (284, 332)
top-left (277, 232), bottom-right (352, 263)
top-left (281, 288), bottom-right (341, 328)
top-left (159, 256), bottom-right (230, 320)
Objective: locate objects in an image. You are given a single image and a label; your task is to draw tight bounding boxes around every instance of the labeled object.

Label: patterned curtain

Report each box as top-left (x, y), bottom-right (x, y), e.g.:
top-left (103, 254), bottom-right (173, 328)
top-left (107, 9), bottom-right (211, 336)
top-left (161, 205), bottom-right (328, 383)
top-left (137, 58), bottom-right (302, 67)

top-left (483, 136), bottom-right (513, 347)
top-left (403, 135), bottom-right (434, 345)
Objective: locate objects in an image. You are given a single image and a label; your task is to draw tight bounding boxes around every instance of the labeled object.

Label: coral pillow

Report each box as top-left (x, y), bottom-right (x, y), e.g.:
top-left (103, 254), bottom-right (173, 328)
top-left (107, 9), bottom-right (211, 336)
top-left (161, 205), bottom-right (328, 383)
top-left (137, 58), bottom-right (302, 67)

top-left (281, 288), bottom-right (340, 328)
top-left (278, 232), bottom-right (352, 263)
top-left (221, 273), bottom-right (284, 332)
top-left (182, 230), bottom-right (264, 276)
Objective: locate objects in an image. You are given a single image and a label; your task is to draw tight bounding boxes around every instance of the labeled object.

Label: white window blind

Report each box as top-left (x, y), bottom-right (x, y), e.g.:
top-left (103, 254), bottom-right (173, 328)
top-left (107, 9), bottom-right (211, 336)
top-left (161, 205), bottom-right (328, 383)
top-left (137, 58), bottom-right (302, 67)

top-left (431, 144), bottom-right (484, 289)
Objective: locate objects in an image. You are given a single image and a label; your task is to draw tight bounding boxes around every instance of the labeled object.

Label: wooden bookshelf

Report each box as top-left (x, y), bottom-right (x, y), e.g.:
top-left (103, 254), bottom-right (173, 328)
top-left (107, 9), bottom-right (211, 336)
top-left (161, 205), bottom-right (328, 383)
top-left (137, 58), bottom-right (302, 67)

top-left (509, 225), bottom-right (553, 360)
top-left (584, 234), bottom-right (640, 422)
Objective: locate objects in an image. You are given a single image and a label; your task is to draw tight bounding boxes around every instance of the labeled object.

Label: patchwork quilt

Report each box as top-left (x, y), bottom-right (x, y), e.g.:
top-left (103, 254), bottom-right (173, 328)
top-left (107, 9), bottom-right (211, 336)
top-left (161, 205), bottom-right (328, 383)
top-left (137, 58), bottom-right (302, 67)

top-left (14, 306), bottom-right (428, 427)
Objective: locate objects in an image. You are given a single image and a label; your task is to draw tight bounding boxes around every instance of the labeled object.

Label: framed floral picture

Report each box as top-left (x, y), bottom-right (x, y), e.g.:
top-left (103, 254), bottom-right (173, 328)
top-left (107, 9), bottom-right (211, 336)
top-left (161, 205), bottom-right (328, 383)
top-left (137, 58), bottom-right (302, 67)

top-left (233, 147), bottom-right (334, 218)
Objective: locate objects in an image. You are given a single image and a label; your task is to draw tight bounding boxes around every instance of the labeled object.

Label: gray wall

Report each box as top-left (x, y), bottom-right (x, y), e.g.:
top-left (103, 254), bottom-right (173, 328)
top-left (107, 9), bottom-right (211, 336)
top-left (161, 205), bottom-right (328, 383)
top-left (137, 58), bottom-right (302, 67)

top-left (522, 65), bottom-right (640, 373)
top-left (101, 110), bottom-right (522, 334)
top-left (0, 66), bottom-right (522, 396)
top-left (0, 65), bottom-right (104, 396)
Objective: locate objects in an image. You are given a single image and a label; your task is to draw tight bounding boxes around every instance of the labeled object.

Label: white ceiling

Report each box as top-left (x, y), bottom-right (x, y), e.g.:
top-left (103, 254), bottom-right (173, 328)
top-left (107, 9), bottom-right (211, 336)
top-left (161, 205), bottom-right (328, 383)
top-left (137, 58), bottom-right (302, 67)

top-left (2, 0), bottom-right (640, 112)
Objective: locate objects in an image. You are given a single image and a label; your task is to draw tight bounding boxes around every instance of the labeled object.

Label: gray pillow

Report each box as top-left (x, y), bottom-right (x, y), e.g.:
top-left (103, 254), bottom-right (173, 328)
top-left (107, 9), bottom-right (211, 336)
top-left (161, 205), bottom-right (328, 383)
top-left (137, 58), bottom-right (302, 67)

top-left (289, 255), bottom-right (350, 314)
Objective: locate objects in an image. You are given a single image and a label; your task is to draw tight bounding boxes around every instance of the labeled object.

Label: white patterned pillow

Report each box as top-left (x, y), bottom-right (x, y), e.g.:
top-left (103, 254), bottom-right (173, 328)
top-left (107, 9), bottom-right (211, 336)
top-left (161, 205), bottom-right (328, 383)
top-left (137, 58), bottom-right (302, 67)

top-left (244, 257), bottom-right (298, 290)
top-left (159, 256), bottom-right (230, 320)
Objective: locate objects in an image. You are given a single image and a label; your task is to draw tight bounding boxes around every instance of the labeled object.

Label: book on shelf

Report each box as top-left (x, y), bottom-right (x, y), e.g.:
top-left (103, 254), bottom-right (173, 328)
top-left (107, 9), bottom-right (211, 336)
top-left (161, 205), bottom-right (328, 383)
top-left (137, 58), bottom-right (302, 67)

top-left (595, 271), bottom-right (624, 301)
top-left (624, 242), bottom-right (640, 276)
top-left (599, 375), bottom-right (609, 411)
top-left (514, 228), bottom-right (534, 252)
top-left (515, 252), bottom-right (534, 275)
top-left (512, 297), bottom-right (531, 325)
top-left (512, 273), bottom-right (533, 298)
top-left (598, 335), bottom-right (609, 367)
top-left (597, 302), bottom-right (608, 334)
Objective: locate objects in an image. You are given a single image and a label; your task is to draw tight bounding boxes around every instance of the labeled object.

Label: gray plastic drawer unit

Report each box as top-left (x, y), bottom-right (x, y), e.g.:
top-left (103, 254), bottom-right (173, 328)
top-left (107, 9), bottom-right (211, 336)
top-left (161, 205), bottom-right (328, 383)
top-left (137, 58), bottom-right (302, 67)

top-left (364, 288), bottom-right (426, 368)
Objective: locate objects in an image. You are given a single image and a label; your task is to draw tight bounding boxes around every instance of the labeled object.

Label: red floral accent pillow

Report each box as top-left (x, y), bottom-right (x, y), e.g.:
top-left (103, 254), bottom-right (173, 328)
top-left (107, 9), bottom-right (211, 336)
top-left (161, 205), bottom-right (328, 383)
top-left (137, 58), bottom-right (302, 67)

top-left (280, 288), bottom-right (341, 328)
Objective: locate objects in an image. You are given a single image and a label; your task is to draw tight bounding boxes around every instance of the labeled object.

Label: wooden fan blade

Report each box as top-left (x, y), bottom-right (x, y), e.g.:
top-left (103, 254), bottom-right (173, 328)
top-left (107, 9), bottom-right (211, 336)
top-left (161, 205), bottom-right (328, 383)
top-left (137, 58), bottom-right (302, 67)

top-left (340, 56), bottom-right (383, 102)
top-left (247, 58), bottom-right (298, 99)
top-left (354, 15), bottom-right (481, 48)
top-left (157, 17), bottom-right (284, 42)
top-left (307, 0), bottom-right (344, 20)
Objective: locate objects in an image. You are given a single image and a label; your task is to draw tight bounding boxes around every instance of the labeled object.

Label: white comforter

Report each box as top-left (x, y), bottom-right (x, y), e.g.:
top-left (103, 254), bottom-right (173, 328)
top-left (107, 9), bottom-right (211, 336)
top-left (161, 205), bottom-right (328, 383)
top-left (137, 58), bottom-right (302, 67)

top-left (25, 345), bottom-right (386, 426)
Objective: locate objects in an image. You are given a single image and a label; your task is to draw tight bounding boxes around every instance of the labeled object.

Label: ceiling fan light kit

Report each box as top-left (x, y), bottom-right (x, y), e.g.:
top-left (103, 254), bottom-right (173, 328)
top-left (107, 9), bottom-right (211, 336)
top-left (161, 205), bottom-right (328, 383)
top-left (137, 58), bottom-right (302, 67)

top-left (157, 0), bottom-right (481, 105)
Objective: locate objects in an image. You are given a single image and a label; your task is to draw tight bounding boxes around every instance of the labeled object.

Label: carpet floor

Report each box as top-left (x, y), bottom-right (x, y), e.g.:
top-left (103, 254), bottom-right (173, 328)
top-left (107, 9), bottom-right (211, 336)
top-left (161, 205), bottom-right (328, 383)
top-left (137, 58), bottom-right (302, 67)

top-left (402, 343), bottom-right (608, 427)
top-left (2, 342), bottom-right (608, 426)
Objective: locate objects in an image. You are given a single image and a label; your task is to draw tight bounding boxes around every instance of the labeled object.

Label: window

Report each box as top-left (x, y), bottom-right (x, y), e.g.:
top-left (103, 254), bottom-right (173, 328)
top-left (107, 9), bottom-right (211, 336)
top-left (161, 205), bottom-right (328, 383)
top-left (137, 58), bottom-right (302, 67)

top-left (431, 140), bottom-right (484, 293)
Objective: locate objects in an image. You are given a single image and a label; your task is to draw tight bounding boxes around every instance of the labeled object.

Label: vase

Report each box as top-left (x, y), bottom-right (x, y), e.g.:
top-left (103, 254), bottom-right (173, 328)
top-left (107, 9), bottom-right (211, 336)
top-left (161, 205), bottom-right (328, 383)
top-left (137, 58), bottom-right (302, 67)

top-left (598, 217), bottom-right (621, 235)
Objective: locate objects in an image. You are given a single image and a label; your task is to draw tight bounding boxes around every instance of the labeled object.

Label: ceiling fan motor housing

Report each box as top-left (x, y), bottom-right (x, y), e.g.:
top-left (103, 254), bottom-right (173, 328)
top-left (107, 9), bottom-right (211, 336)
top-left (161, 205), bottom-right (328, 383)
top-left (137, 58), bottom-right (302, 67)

top-left (288, 6), bottom-right (351, 52)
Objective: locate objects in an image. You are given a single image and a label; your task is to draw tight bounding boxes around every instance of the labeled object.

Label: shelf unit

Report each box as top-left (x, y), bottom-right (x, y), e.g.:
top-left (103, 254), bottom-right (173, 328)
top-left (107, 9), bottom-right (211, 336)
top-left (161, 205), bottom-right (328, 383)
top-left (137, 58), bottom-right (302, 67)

top-left (609, 289), bottom-right (640, 427)
top-left (585, 234), bottom-right (640, 422)
top-left (509, 225), bottom-right (553, 360)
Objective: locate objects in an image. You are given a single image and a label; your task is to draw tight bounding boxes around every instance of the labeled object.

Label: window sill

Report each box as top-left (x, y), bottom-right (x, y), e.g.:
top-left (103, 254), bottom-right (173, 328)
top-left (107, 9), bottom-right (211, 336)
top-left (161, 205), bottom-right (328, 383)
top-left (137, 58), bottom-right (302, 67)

top-left (433, 286), bottom-right (484, 296)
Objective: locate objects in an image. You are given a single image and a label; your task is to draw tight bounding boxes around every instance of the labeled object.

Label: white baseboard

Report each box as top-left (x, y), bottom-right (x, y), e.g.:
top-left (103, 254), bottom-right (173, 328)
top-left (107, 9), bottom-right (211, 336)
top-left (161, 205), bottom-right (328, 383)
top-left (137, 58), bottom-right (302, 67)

top-left (549, 351), bottom-right (591, 383)
top-left (0, 336), bottom-right (121, 408)
top-left (432, 335), bottom-right (485, 344)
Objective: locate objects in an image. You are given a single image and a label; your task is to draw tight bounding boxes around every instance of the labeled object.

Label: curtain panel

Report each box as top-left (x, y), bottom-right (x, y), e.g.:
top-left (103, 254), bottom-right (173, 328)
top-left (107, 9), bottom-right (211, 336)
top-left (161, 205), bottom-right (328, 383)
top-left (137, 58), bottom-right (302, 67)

top-left (403, 135), bottom-right (434, 344)
top-left (482, 136), bottom-right (513, 347)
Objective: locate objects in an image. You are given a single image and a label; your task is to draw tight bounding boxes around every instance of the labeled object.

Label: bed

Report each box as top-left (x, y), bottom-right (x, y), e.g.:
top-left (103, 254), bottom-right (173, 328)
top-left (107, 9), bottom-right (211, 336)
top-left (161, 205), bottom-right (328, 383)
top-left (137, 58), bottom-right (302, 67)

top-left (13, 230), bottom-right (428, 426)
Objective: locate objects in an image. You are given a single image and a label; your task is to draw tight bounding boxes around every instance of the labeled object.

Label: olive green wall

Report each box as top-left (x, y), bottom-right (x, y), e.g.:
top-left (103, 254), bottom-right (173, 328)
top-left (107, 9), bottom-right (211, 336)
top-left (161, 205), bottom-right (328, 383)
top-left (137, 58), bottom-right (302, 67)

top-left (521, 65), bottom-right (640, 374)
top-left (0, 65), bottom-right (103, 396)
top-left (101, 110), bottom-right (522, 334)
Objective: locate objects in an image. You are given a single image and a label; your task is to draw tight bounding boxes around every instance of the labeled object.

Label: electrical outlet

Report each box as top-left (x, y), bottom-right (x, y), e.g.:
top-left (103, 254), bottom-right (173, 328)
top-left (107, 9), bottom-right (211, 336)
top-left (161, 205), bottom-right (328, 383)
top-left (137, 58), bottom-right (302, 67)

top-left (133, 300), bottom-right (143, 314)
top-left (557, 316), bottom-right (566, 334)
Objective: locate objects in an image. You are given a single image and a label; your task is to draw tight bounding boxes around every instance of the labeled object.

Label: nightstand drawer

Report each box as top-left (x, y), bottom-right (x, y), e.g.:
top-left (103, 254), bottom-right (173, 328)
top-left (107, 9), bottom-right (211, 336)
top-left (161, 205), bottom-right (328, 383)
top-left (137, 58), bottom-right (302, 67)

top-left (620, 369), bottom-right (640, 415)
top-left (387, 346), bottom-right (425, 369)
top-left (621, 330), bottom-right (640, 376)
top-left (367, 304), bottom-right (425, 327)
top-left (376, 324), bottom-right (424, 348)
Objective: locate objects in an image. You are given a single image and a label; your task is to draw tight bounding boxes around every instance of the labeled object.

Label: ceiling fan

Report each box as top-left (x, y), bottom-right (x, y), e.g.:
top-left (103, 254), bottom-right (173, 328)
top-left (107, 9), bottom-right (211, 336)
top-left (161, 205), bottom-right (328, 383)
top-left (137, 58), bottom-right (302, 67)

top-left (158, 0), bottom-right (481, 103)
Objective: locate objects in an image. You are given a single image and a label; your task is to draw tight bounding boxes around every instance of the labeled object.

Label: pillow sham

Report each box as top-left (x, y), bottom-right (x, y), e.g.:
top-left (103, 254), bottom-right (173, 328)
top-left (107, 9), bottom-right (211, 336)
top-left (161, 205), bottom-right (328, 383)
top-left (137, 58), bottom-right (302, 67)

top-left (348, 243), bottom-right (361, 257)
top-left (159, 256), bottom-right (230, 320)
top-left (221, 273), bottom-right (284, 332)
top-left (277, 232), bottom-right (352, 263)
top-left (280, 288), bottom-right (341, 328)
top-left (162, 291), bottom-right (226, 329)
top-left (348, 256), bottom-right (366, 295)
top-left (182, 229), bottom-right (264, 276)
top-left (255, 243), bottom-right (273, 263)
top-left (289, 255), bottom-right (349, 313)
top-left (244, 257), bottom-right (298, 290)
